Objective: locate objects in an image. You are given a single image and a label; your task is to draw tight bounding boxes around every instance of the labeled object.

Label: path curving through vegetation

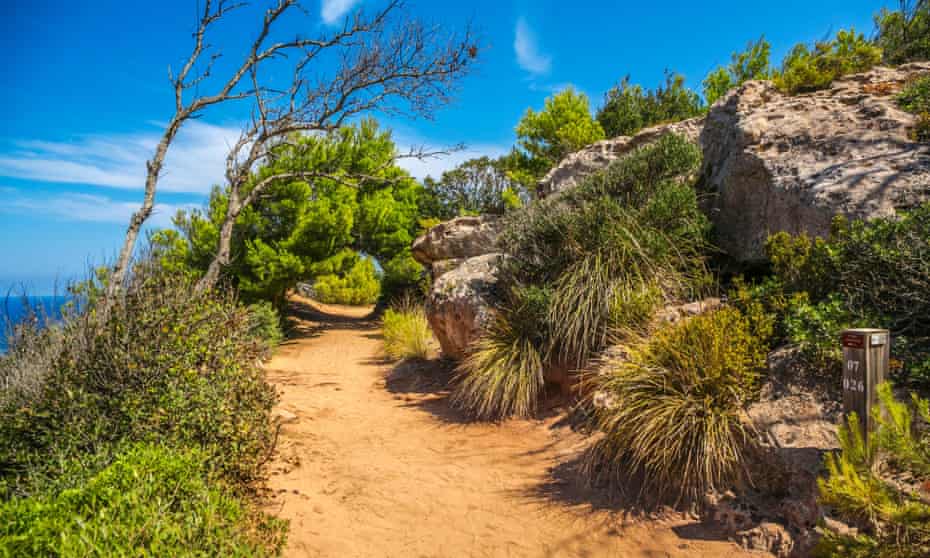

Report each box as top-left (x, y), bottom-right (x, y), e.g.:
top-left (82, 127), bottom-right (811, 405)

top-left (262, 295), bottom-right (761, 557)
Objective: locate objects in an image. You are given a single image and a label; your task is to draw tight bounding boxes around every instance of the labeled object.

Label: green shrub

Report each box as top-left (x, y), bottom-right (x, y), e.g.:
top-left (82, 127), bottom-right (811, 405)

top-left (380, 250), bottom-right (427, 302)
top-left (585, 308), bottom-right (763, 504)
top-left (247, 301), bottom-right (284, 356)
top-left (775, 29), bottom-right (882, 95)
top-left (0, 262), bottom-right (278, 495)
top-left (596, 72), bottom-right (704, 138)
top-left (501, 134), bottom-right (711, 366)
top-left (815, 385), bottom-right (930, 557)
top-left (450, 296), bottom-right (546, 420)
top-left (0, 444), bottom-right (285, 557)
top-left (783, 293), bottom-right (860, 374)
top-left (703, 36), bottom-right (773, 105)
top-left (381, 299), bottom-right (432, 361)
top-left (897, 76), bottom-right (930, 142)
top-left (876, 2), bottom-right (930, 64)
top-left (313, 254), bottom-right (381, 305)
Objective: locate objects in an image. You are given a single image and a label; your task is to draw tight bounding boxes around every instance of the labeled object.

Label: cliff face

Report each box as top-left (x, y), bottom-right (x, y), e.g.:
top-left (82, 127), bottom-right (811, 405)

top-left (539, 62), bottom-right (930, 261)
top-left (700, 62), bottom-right (930, 261)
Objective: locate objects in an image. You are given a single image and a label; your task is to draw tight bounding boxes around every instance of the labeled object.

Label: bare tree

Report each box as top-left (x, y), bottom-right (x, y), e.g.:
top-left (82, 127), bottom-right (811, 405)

top-left (110, 0), bottom-right (476, 301)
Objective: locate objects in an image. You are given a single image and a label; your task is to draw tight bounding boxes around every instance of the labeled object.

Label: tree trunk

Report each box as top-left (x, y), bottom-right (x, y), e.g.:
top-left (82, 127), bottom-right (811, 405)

top-left (195, 190), bottom-right (242, 293)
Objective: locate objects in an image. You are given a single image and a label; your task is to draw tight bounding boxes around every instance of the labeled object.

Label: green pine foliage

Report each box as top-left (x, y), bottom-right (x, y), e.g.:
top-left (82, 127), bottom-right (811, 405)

top-left (421, 156), bottom-right (527, 218)
top-left (585, 308), bottom-right (764, 504)
top-left (703, 36), bottom-right (773, 105)
top-left (876, 1), bottom-right (930, 64)
top-left (596, 71), bottom-right (704, 138)
top-left (312, 253), bottom-right (381, 306)
top-left (504, 87), bottom-right (605, 188)
top-left (897, 75), bottom-right (930, 142)
top-left (815, 385), bottom-right (930, 558)
top-left (774, 28), bottom-right (882, 94)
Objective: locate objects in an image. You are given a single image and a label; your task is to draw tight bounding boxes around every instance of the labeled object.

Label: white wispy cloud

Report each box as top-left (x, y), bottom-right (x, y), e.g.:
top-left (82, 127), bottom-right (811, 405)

top-left (514, 17), bottom-right (551, 75)
top-left (3, 190), bottom-right (193, 227)
top-left (321, 0), bottom-right (361, 25)
top-left (0, 121), bottom-right (242, 194)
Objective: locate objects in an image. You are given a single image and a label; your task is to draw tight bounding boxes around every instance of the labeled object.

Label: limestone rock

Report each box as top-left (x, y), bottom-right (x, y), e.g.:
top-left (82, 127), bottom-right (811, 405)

top-left (538, 116), bottom-right (704, 197)
top-left (700, 62), bottom-right (930, 261)
top-left (411, 216), bottom-right (501, 269)
top-left (426, 253), bottom-right (503, 359)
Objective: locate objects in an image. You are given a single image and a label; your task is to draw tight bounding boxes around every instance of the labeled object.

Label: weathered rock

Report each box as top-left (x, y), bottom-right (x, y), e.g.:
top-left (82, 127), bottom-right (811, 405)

top-left (701, 63), bottom-right (930, 261)
top-left (538, 116), bottom-right (704, 197)
top-left (411, 216), bottom-right (501, 269)
top-left (426, 253), bottom-right (503, 359)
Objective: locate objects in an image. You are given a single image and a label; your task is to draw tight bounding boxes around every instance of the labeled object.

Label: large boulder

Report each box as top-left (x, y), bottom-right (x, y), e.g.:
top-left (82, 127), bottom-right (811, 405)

top-left (425, 253), bottom-right (503, 360)
top-left (411, 215), bottom-right (501, 273)
top-left (700, 62), bottom-right (930, 262)
top-left (538, 116), bottom-right (704, 197)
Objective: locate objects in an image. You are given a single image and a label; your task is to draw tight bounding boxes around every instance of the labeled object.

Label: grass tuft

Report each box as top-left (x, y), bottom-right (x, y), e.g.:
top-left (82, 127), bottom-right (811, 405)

top-left (381, 298), bottom-right (432, 361)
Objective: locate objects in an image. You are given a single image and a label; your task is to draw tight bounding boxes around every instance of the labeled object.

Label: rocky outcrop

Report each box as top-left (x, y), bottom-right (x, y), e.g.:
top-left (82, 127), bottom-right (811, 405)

top-left (425, 253), bottom-right (503, 359)
top-left (411, 215), bottom-right (501, 275)
top-left (538, 116), bottom-right (704, 197)
top-left (701, 62), bottom-right (930, 261)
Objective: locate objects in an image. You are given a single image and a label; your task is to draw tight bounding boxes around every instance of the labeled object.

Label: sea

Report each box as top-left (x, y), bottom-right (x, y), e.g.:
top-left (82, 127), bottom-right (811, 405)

top-left (0, 296), bottom-right (71, 354)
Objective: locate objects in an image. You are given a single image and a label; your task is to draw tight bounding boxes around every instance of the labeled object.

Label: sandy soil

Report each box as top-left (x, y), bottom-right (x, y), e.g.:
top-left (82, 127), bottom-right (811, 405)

top-left (262, 295), bottom-right (764, 558)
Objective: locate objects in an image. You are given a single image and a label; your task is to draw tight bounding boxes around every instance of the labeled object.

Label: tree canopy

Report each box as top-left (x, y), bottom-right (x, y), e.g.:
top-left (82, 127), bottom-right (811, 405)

top-left (596, 71), bottom-right (704, 138)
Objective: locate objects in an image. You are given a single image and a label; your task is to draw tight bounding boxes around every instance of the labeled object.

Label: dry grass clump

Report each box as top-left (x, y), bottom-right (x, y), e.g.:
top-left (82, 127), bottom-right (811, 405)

top-left (584, 307), bottom-right (764, 504)
top-left (381, 298), bottom-right (432, 361)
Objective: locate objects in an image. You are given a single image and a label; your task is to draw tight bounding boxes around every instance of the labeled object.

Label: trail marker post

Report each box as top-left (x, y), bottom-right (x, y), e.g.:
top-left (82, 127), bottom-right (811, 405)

top-left (840, 328), bottom-right (890, 445)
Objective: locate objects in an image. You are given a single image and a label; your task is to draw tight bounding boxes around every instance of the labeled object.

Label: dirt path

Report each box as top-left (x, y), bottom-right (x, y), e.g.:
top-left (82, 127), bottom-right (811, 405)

top-left (262, 296), bottom-right (762, 558)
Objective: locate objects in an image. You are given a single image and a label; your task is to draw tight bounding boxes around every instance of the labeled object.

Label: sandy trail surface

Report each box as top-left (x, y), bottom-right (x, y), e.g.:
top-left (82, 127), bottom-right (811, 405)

top-left (262, 295), bottom-right (763, 558)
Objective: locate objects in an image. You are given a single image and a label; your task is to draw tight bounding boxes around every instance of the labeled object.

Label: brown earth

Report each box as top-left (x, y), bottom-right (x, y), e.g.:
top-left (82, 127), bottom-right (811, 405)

top-left (261, 295), bottom-right (766, 558)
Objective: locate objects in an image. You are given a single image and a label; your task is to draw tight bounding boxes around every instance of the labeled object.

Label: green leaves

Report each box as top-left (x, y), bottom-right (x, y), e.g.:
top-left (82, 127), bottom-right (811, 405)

top-left (702, 36), bottom-right (772, 105)
top-left (597, 72), bottom-right (704, 138)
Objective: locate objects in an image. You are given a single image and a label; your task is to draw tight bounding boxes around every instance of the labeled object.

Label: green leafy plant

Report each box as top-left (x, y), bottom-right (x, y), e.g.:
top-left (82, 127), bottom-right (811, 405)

top-left (876, 1), bottom-right (930, 64)
top-left (703, 36), bottom-right (773, 105)
top-left (247, 301), bottom-right (284, 357)
top-left (381, 298), bottom-right (432, 361)
top-left (775, 28), bottom-right (882, 95)
top-left (897, 76), bottom-right (930, 142)
top-left (596, 71), bottom-right (704, 138)
top-left (0, 260), bottom-right (278, 494)
top-left (0, 444), bottom-right (286, 557)
top-left (312, 253), bottom-right (381, 306)
top-left (815, 385), bottom-right (930, 557)
top-left (585, 308), bottom-right (764, 504)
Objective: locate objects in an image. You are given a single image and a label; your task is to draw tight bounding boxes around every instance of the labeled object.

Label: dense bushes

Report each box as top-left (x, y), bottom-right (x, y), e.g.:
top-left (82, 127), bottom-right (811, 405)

top-left (585, 308), bottom-right (764, 503)
top-left (774, 29), bottom-right (882, 94)
top-left (596, 72), bottom-right (704, 138)
top-left (450, 134), bottom-right (711, 419)
top-left (0, 260), bottom-right (284, 554)
top-left (898, 75), bottom-right (930, 141)
top-left (381, 298), bottom-right (432, 361)
top-left (876, 1), bottom-right (930, 64)
top-left (1, 444), bottom-right (285, 557)
top-left (313, 254), bottom-right (381, 306)
top-left (733, 205), bottom-right (930, 387)
top-left (703, 36), bottom-right (773, 105)
top-left (815, 385), bottom-right (930, 557)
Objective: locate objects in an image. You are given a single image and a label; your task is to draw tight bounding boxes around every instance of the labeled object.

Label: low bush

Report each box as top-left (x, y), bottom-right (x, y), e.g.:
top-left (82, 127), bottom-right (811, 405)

top-left (585, 308), bottom-right (764, 504)
top-left (0, 444), bottom-right (286, 557)
top-left (248, 301), bottom-right (284, 357)
top-left (596, 72), bottom-right (704, 138)
top-left (815, 385), bottom-right (930, 557)
top-left (450, 292), bottom-right (547, 420)
top-left (732, 204), bottom-right (930, 387)
top-left (876, 2), bottom-right (930, 65)
top-left (897, 76), bottom-right (930, 142)
top-left (313, 254), bottom-right (381, 306)
top-left (0, 262), bottom-right (278, 496)
top-left (774, 29), bottom-right (882, 95)
top-left (381, 298), bottom-right (432, 361)
top-left (379, 250), bottom-right (427, 302)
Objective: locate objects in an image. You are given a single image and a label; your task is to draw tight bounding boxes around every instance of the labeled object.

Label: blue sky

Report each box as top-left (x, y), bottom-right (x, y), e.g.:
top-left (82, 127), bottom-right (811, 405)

top-left (1, 0), bottom-right (890, 293)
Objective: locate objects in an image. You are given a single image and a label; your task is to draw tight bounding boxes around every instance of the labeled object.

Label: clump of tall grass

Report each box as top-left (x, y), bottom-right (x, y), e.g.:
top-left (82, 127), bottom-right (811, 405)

top-left (381, 298), bottom-right (432, 361)
top-left (584, 307), bottom-right (764, 504)
top-left (450, 286), bottom-right (548, 420)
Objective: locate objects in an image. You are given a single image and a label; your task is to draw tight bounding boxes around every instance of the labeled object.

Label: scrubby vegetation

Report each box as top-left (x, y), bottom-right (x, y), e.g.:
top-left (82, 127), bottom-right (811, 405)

top-left (774, 28), bottom-right (882, 94)
top-left (732, 204), bottom-right (930, 388)
top-left (585, 308), bottom-right (764, 503)
top-left (0, 260), bottom-right (285, 555)
top-left (451, 133), bottom-right (711, 420)
top-left (381, 298), bottom-right (433, 361)
top-left (815, 385), bottom-right (930, 557)
top-left (597, 72), bottom-right (704, 137)
top-left (876, 0), bottom-right (930, 64)
top-left (898, 75), bottom-right (930, 141)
